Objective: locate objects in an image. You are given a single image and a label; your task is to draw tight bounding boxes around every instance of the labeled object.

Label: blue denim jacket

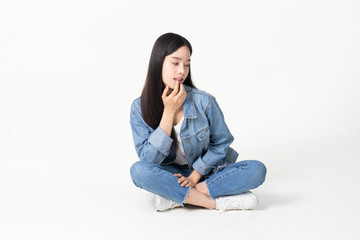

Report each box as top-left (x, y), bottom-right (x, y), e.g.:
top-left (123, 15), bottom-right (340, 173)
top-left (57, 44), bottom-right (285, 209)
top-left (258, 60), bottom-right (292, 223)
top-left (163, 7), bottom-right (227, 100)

top-left (130, 85), bottom-right (239, 176)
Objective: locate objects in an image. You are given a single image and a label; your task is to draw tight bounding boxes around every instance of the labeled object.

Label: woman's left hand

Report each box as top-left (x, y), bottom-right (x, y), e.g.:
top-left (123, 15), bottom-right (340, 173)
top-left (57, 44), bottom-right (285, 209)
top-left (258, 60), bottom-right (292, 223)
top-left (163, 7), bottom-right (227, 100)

top-left (174, 170), bottom-right (202, 188)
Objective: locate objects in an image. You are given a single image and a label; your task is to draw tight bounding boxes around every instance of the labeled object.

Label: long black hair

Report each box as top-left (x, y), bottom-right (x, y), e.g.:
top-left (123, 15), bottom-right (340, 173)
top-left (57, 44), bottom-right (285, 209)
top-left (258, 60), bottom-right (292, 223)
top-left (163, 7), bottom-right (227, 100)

top-left (141, 33), bottom-right (196, 129)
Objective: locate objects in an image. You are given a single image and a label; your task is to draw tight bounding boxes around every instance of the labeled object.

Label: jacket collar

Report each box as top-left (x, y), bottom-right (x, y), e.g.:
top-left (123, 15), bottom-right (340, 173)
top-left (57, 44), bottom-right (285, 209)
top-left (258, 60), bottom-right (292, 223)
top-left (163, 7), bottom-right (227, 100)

top-left (183, 85), bottom-right (196, 119)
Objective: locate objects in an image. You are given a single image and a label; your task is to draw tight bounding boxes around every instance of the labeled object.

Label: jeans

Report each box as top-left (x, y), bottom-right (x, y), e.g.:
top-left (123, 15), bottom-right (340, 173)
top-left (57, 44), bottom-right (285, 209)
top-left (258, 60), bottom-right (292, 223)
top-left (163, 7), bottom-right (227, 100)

top-left (130, 160), bottom-right (267, 204)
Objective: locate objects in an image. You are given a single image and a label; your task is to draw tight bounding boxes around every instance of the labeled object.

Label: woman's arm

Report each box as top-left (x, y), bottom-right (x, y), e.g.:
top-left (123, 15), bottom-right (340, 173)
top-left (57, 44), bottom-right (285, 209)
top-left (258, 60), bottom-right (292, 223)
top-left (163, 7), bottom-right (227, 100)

top-left (130, 105), bottom-right (173, 164)
top-left (159, 82), bottom-right (186, 136)
top-left (192, 96), bottom-right (234, 176)
top-left (130, 82), bottom-right (186, 164)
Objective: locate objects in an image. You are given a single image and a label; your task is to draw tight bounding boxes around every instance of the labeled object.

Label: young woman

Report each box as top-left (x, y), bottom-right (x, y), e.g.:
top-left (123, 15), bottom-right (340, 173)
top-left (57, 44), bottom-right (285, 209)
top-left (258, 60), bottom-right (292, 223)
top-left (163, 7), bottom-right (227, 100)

top-left (130, 33), bottom-right (267, 212)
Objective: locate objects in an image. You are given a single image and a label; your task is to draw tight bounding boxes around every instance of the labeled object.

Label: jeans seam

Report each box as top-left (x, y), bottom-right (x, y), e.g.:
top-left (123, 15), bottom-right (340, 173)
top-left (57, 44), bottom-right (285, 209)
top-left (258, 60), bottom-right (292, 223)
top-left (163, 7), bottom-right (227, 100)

top-left (152, 164), bottom-right (180, 178)
top-left (152, 164), bottom-right (190, 203)
top-left (206, 167), bottom-right (239, 187)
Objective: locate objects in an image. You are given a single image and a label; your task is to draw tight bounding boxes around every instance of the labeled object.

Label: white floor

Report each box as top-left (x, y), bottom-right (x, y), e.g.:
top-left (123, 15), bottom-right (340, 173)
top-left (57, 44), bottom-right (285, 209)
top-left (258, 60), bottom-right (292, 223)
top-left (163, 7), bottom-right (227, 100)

top-left (1, 136), bottom-right (359, 240)
top-left (1, 1), bottom-right (359, 239)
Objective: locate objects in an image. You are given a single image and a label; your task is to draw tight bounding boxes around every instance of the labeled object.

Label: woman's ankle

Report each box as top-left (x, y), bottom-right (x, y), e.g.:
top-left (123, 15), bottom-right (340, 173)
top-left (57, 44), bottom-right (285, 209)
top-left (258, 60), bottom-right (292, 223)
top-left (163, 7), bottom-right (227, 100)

top-left (184, 188), bottom-right (216, 209)
top-left (195, 181), bottom-right (211, 197)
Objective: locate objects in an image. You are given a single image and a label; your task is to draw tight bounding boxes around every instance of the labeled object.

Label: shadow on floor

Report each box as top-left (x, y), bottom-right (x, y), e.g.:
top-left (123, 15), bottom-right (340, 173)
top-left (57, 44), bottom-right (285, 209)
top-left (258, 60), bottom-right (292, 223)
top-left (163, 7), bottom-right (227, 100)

top-left (256, 194), bottom-right (296, 210)
top-left (182, 194), bottom-right (297, 211)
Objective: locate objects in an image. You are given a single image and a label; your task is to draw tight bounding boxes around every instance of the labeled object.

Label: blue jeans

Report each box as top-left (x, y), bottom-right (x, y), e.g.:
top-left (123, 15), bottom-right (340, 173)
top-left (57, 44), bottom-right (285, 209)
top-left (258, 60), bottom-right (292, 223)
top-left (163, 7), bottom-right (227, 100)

top-left (130, 160), bottom-right (267, 204)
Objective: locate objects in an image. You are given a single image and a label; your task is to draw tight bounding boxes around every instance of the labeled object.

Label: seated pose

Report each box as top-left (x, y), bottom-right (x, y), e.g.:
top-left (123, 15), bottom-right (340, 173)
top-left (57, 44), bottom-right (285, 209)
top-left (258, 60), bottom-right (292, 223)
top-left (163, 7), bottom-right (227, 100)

top-left (130, 32), bottom-right (267, 212)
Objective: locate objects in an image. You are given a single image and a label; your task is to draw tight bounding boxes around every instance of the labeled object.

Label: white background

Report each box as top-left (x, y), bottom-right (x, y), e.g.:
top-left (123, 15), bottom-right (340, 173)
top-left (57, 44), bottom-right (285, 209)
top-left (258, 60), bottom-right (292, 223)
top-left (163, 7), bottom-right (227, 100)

top-left (1, 0), bottom-right (359, 239)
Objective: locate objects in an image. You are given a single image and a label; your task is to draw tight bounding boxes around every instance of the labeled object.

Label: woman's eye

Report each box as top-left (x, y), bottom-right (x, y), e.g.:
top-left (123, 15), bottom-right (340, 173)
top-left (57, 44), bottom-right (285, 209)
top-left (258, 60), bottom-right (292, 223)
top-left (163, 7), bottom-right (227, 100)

top-left (172, 62), bottom-right (190, 67)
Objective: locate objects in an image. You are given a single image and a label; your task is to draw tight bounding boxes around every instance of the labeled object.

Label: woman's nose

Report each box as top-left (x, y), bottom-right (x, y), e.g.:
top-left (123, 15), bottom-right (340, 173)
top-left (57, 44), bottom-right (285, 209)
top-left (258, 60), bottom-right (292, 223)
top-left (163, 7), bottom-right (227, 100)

top-left (178, 65), bottom-right (184, 74)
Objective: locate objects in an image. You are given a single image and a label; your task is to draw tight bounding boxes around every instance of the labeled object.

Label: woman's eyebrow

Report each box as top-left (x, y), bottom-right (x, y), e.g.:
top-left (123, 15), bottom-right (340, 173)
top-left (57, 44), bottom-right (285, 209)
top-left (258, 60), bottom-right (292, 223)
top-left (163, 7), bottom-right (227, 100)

top-left (171, 56), bottom-right (191, 62)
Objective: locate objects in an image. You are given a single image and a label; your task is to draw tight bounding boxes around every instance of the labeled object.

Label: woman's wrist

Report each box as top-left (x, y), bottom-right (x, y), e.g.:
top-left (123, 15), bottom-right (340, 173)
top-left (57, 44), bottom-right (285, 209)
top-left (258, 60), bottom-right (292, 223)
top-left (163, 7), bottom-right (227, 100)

top-left (189, 170), bottom-right (202, 183)
top-left (159, 110), bottom-right (175, 136)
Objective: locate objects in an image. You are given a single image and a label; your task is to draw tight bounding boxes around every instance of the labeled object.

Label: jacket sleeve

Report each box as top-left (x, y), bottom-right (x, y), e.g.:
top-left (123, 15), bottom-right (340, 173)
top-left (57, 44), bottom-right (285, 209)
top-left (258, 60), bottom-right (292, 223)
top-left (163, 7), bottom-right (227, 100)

top-left (192, 97), bottom-right (234, 175)
top-left (130, 101), bottom-right (173, 164)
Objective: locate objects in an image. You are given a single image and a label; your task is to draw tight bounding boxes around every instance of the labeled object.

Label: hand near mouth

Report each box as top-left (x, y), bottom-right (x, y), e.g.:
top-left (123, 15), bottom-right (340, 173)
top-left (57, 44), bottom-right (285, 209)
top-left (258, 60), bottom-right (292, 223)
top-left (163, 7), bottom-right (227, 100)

top-left (159, 81), bottom-right (187, 137)
top-left (162, 81), bottom-right (186, 114)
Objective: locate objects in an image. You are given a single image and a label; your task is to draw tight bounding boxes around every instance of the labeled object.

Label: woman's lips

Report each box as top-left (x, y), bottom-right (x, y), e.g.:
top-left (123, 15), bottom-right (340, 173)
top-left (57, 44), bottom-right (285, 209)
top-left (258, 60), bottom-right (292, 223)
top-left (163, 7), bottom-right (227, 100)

top-left (174, 77), bottom-right (183, 83)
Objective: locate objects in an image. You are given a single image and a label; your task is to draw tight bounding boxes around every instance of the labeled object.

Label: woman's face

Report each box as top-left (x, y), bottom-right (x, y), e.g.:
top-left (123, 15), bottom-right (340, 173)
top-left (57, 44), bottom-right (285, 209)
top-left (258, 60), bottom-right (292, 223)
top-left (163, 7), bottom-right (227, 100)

top-left (162, 46), bottom-right (191, 89)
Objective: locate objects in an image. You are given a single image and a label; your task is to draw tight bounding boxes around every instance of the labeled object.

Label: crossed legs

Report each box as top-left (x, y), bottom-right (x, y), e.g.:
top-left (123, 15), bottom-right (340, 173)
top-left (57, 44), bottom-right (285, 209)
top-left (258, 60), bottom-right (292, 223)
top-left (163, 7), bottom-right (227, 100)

top-left (183, 182), bottom-right (216, 209)
top-left (130, 160), bottom-right (266, 209)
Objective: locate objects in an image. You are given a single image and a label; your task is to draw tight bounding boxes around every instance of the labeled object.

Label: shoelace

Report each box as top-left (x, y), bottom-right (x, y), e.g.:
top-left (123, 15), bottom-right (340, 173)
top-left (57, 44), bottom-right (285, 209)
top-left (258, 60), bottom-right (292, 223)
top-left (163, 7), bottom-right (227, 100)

top-left (169, 200), bottom-right (182, 209)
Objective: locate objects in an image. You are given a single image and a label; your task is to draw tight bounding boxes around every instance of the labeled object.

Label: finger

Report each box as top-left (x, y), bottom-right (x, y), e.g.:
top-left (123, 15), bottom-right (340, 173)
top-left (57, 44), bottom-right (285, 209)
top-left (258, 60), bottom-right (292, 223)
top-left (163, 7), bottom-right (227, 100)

top-left (174, 173), bottom-right (182, 178)
top-left (162, 85), bottom-right (170, 98)
top-left (177, 176), bottom-right (186, 184)
top-left (178, 84), bottom-right (187, 101)
top-left (170, 81), bottom-right (180, 97)
top-left (181, 179), bottom-right (189, 187)
top-left (173, 84), bottom-right (186, 103)
top-left (179, 83), bottom-right (185, 94)
top-left (182, 181), bottom-right (191, 187)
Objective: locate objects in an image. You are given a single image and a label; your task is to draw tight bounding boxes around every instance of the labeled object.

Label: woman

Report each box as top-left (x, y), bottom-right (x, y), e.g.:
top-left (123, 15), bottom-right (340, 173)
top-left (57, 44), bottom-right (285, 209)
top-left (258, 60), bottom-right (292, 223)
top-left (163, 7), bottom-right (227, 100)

top-left (130, 32), bottom-right (266, 212)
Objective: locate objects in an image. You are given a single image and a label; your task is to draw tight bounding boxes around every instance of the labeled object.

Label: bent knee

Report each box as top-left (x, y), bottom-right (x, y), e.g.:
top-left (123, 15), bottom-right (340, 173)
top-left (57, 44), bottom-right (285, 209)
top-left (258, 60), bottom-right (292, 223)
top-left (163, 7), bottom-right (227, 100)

top-left (249, 160), bottom-right (267, 186)
top-left (130, 161), bottom-right (152, 187)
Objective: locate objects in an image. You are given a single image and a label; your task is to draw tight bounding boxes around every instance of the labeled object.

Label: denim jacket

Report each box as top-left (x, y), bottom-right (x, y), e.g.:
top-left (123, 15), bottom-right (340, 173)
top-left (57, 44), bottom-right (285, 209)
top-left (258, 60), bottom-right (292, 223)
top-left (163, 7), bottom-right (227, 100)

top-left (130, 85), bottom-right (239, 177)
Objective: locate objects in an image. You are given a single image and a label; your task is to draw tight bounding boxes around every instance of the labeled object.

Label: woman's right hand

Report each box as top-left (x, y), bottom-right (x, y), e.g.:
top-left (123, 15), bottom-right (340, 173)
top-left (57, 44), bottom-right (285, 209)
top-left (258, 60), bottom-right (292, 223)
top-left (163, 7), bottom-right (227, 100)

top-left (159, 81), bottom-right (186, 136)
top-left (161, 81), bottom-right (187, 114)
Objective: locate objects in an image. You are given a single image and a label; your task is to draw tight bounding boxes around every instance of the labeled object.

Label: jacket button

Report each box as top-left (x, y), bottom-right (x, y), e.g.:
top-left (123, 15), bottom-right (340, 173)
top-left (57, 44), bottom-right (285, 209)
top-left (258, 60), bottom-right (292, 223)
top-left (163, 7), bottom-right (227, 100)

top-left (186, 140), bottom-right (191, 144)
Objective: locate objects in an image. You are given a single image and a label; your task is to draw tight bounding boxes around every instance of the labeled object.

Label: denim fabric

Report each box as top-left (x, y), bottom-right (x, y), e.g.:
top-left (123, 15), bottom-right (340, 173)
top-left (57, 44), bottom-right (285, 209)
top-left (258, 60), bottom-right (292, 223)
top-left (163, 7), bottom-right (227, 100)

top-left (130, 85), bottom-right (267, 203)
top-left (130, 85), bottom-right (239, 176)
top-left (130, 160), bottom-right (267, 203)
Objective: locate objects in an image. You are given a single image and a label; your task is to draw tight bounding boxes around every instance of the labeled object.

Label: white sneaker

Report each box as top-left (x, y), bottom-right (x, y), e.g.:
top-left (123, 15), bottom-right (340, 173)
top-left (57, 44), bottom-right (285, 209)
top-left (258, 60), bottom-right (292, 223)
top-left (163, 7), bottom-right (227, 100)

top-left (153, 194), bottom-right (183, 212)
top-left (216, 191), bottom-right (259, 212)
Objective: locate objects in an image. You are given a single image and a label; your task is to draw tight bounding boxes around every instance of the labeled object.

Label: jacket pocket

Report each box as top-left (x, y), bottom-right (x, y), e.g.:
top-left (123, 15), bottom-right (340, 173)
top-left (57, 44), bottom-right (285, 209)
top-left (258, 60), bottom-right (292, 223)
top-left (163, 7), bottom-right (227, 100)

top-left (196, 127), bottom-right (210, 146)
